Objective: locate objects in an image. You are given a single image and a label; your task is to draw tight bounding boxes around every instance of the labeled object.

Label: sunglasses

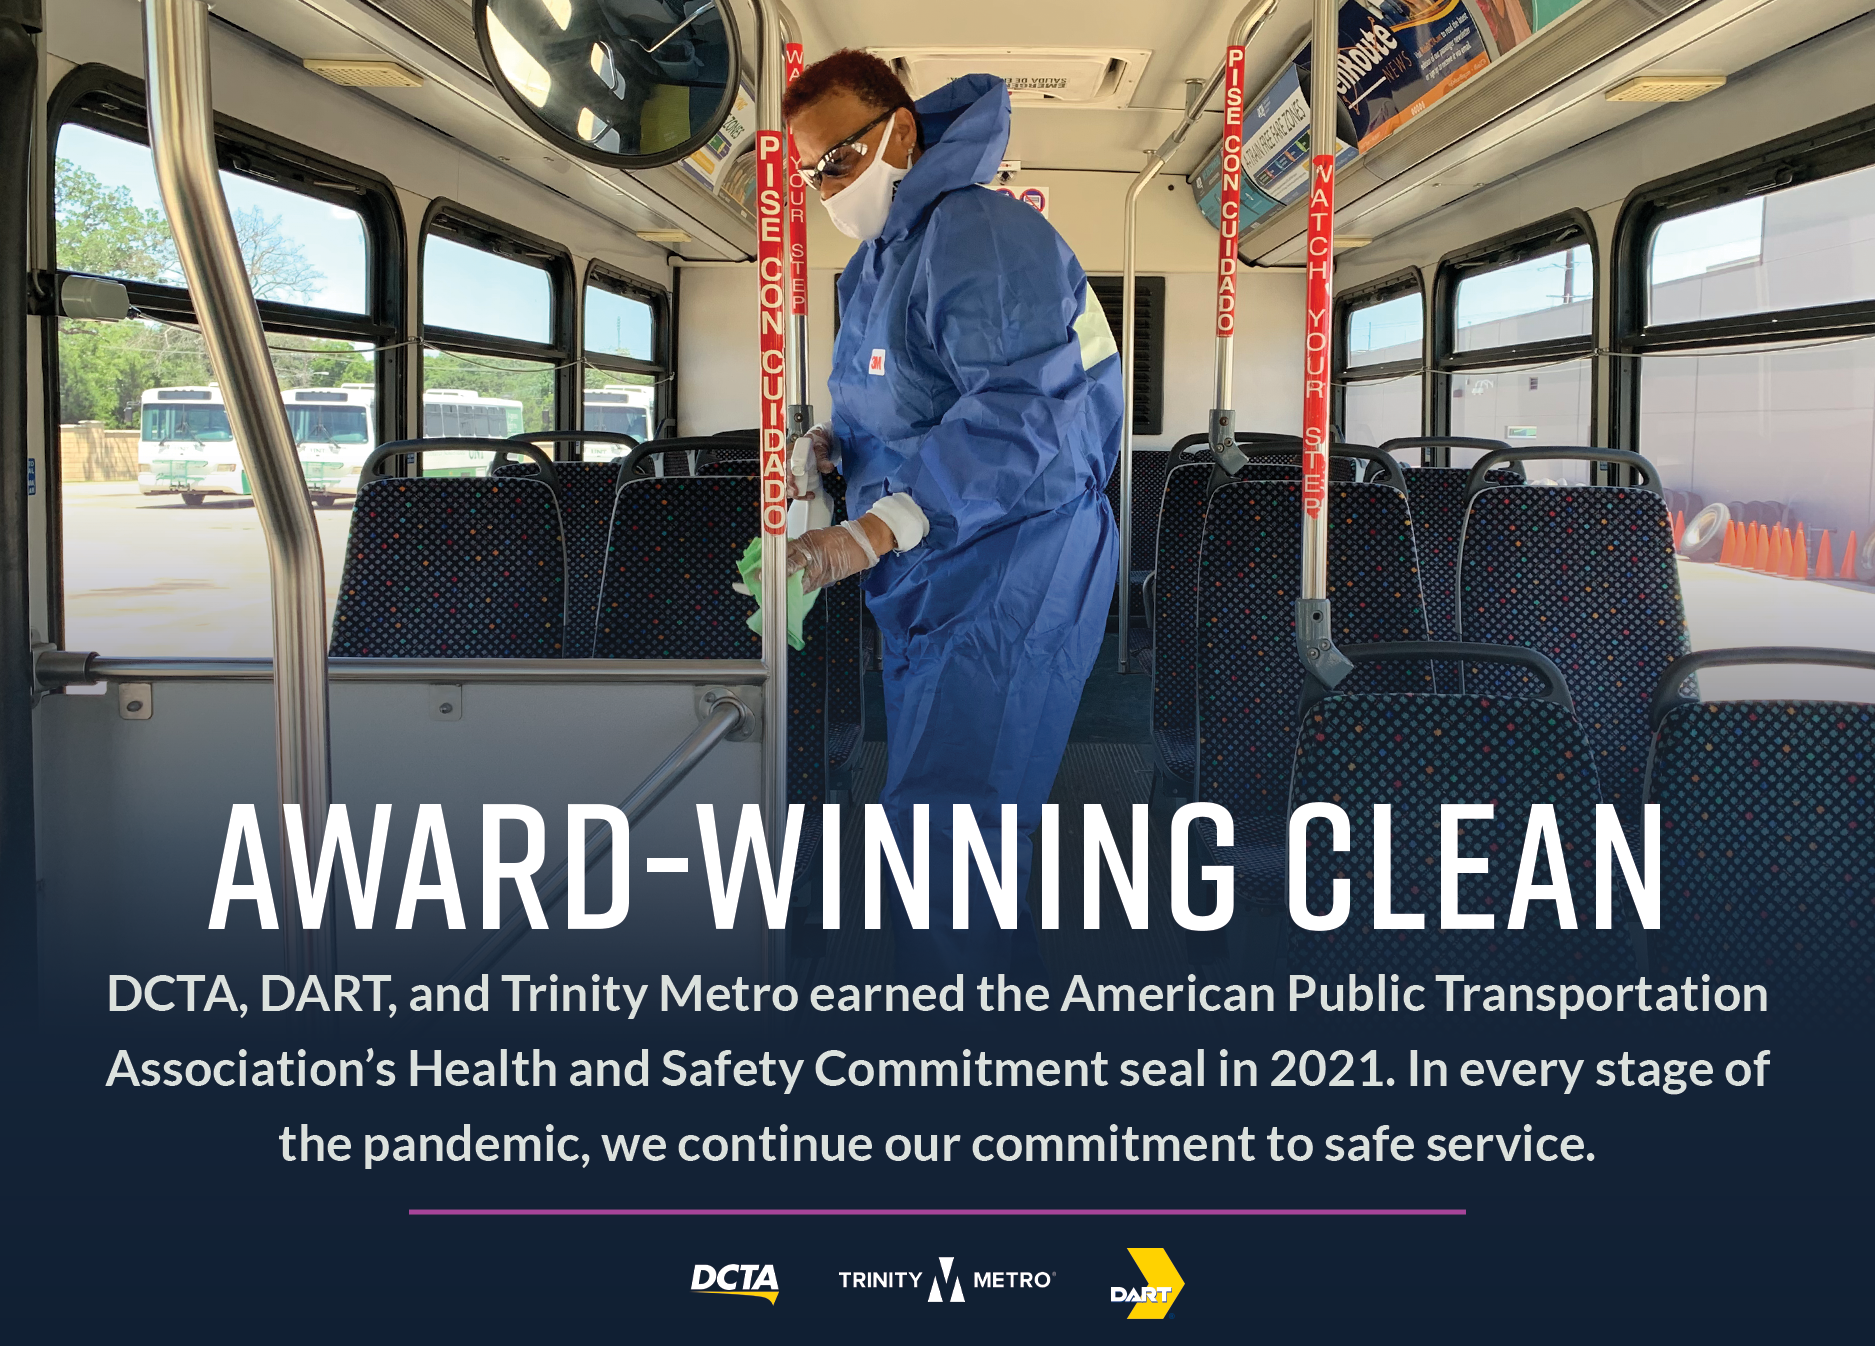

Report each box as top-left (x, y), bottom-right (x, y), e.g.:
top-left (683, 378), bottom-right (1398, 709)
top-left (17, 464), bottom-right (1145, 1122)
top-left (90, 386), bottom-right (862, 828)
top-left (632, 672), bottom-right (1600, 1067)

top-left (798, 108), bottom-right (898, 191)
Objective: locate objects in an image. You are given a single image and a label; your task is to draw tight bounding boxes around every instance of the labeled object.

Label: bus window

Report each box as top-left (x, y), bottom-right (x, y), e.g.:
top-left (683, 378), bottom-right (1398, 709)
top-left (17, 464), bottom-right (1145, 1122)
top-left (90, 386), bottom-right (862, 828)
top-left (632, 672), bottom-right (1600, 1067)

top-left (56, 122), bottom-right (366, 311)
top-left (1444, 240), bottom-right (1595, 475)
top-left (421, 214), bottom-right (569, 474)
top-left (424, 235), bottom-right (552, 344)
top-left (1634, 157), bottom-right (1875, 575)
top-left (54, 116), bottom-right (374, 657)
top-left (582, 264), bottom-right (666, 451)
top-left (585, 284), bottom-right (655, 362)
top-left (1340, 278), bottom-right (1423, 449)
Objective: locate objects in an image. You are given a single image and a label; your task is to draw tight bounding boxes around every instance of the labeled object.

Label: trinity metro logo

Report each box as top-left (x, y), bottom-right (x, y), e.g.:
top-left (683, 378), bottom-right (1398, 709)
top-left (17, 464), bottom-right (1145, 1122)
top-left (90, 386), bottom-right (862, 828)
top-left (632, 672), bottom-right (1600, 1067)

top-left (1111, 1248), bottom-right (1184, 1320)
top-left (690, 1263), bottom-right (778, 1304)
top-left (928, 1256), bottom-right (964, 1303)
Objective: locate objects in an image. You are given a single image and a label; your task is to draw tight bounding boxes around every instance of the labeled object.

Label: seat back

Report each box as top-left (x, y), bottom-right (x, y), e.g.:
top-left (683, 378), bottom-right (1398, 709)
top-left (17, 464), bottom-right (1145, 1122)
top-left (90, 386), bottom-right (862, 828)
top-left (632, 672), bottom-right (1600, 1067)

top-left (1195, 480), bottom-right (1434, 819)
top-left (331, 473), bottom-right (568, 658)
top-left (1646, 648), bottom-right (1875, 1011)
top-left (1457, 473), bottom-right (1687, 833)
top-left (1288, 651), bottom-right (1636, 983)
top-left (1104, 446), bottom-right (1173, 581)
top-left (1399, 466), bottom-right (1521, 641)
top-left (1149, 461), bottom-right (1211, 786)
top-left (593, 475), bottom-right (760, 659)
top-left (492, 458), bottom-right (622, 658)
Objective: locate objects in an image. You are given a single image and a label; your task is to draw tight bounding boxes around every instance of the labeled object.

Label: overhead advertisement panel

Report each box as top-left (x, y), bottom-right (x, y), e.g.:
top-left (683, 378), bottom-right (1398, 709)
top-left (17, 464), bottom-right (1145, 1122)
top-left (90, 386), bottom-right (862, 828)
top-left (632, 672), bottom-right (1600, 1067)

top-left (1192, 0), bottom-right (1577, 231)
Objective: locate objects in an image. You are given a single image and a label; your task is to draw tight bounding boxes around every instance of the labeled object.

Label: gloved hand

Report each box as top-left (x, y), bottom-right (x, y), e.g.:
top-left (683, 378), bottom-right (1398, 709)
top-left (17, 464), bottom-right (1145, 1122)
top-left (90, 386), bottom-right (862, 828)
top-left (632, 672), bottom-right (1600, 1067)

top-left (783, 424), bottom-right (838, 501)
top-left (786, 518), bottom-right (889, 595)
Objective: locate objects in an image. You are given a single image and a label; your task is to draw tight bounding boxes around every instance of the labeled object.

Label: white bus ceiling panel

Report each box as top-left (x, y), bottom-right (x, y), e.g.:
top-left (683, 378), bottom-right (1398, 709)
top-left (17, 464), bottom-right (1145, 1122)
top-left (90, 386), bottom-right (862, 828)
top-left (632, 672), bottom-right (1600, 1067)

top-left (42, 0), bottom-right (675, 283)
top-left (34, 682), bottom-right (765, 1012)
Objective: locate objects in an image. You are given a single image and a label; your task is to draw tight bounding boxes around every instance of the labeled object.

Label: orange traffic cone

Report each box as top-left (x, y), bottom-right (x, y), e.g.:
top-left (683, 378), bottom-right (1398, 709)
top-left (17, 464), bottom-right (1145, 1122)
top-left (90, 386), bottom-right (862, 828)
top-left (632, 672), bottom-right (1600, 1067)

top-left (1816, 530), bottom-right (1835, 580)
top-left (1673, 510), bottom-right (1686, 551)
top-left (1755, 523), bottom-right (1773, 573)
top-left (1719, 521), bottom-right (1737, 565)
top-left (1792, 524), bottom-right (1811, 578)
top-left (1845, 530), bottom-right (1861, 581)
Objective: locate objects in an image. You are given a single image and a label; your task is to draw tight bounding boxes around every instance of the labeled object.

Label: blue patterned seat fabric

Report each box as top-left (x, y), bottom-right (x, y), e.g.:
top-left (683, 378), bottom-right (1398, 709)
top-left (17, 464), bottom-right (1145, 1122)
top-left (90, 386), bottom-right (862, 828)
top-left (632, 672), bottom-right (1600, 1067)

top-left (493, 459), bottom-right (623, 658)
top-left (1650, 699), bottom-right (1873, 1011)
top-left (1196, 480), bottom-right (1436, 823)
top-left (593, 476), bottom-right (761, 660)
top-left (818, 469), bottom-right (866, 772)
top-left (1150, 462), bottom-right (1212, 786)
top-left (1458, 485), bottom-right (1691, 836)
top-left (1289, 691), bottom-right (1638, 982)
top-left (1400, 467), bottom-right (1520, 642)
top-left (330, 476), bottom-right (567, 658)
top-left (1104, 447), bottom-right (1172, 620)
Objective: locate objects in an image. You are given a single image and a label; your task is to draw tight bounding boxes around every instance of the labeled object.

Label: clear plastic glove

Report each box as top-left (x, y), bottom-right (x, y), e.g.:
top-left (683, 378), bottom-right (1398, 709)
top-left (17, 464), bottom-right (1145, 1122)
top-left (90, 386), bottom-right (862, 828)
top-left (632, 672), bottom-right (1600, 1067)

top-left (786, 519), bottom-right (882, 595)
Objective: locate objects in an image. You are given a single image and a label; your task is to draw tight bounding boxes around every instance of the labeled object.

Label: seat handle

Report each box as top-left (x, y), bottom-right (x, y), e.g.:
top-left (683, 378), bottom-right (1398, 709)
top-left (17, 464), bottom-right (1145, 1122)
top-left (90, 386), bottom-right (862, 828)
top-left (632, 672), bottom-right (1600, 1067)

top-left (1465, 447), bottom-right (1660, 501)
top-left (1300, 640), bottom-right (1573, 715)
top-left (1377, 436), bottom-right (1515, 470)
top-left (1205, 443), bottom-right (1406, 495)
top-left (503, 429), bottom-right (642, 471)
top-left (1649, 645), bottom-right (1875, 733)
top-left (362, 437), bottom-right (561, 494)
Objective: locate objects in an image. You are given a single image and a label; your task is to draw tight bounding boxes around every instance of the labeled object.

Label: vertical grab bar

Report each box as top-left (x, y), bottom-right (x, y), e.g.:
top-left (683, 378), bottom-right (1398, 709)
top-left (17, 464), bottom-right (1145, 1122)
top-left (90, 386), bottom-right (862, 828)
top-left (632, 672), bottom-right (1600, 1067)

top-left (143, 0), bottom-right (333, 976)
top-left (753, 0), bottom-right (791, 977)
top-left (1116, 0), bottom-right (1278, 672)
top-left (1293, 0), bottom-right (1353, 688)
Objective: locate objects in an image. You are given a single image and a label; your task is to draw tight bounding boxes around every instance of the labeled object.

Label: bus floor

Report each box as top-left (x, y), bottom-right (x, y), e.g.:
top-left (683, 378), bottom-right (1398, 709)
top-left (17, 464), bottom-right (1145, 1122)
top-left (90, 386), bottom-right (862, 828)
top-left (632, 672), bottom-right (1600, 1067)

top-left (820, 634), bottom-right (1196, 986)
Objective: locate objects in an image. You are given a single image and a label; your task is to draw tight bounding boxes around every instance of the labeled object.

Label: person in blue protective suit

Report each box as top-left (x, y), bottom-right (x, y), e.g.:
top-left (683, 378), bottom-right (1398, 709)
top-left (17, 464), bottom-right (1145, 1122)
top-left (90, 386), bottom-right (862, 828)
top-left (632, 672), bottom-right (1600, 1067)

top-left (781, 50), bottom-right (1123, 980)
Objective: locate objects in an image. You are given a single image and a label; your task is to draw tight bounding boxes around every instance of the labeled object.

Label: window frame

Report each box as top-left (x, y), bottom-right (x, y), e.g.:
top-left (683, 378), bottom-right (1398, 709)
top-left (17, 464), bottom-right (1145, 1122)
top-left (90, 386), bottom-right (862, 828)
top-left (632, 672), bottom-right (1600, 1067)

top-left (1612, 104), bottom-right (1875, 360)
top-left (1334, 267), bottom-right (1426, 441)
top-left (1611, 106), bottom-right (1875, 468)
top-left (42, 62), bottom-right (407, 647)
top-left (1431, 209), bottom-right (1598, 440)
top-left (581, 260), bottom-right (669, 443)
top-left (419, 198), bottom-right (576, 446)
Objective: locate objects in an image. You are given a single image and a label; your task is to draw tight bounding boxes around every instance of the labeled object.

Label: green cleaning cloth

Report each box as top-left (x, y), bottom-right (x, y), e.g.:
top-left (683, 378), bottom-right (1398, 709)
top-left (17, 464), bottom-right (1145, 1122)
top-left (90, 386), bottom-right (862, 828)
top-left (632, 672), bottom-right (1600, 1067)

top-left (736, 536), bottom-right (818, 651)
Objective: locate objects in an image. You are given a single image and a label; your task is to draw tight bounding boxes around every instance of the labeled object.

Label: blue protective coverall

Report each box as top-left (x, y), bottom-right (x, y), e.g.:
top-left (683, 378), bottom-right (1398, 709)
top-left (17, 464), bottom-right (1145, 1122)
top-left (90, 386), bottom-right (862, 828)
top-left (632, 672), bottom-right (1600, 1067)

top-left (828, 75), bottom-right (1123, 978)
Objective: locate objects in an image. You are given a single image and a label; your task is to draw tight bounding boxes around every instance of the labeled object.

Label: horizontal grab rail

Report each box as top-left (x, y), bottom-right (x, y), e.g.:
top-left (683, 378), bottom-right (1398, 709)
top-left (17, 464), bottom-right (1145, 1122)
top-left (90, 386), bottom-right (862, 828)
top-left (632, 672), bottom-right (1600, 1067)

top-left (36, 651), bottom-right (767, 688)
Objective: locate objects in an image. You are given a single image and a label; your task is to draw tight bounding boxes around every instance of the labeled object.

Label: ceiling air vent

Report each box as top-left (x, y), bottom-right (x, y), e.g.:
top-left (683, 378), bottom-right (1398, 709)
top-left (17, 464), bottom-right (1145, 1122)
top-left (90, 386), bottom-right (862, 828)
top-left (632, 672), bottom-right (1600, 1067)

top-left (304, 58), bottom-right (425, 88)
top-left (872, 47), bottom-right (1151, 109)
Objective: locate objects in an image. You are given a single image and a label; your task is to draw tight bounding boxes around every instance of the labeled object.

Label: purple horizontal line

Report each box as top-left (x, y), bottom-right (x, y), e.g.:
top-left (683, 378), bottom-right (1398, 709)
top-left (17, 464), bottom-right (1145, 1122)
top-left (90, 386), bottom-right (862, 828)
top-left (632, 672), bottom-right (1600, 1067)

top-left (410, 1208), bottom-right (1464, 1217)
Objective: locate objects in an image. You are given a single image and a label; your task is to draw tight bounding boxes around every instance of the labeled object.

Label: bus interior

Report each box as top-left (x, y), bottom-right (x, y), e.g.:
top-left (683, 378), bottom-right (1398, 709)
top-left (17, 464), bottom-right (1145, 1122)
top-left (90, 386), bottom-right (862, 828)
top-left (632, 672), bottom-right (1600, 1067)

top-left (8, 0), bottom-right (1875, 1007)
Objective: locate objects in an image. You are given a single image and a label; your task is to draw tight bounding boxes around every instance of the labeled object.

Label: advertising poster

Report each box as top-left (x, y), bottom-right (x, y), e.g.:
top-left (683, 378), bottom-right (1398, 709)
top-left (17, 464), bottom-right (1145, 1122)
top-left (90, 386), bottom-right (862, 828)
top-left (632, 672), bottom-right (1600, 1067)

top-left (1193, 0), bottom-right (1589, 230)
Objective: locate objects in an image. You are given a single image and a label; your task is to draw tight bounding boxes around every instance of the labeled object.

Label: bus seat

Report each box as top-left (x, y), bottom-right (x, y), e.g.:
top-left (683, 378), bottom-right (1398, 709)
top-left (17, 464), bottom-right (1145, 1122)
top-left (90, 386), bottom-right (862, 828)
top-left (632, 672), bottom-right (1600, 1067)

top-left (1456, 451), bottom-right (1687, 838)
top-left (1645, 648), bottom-right (1875, 1010)
top-left (1104, 445), bottom-right (1172, 628)
top-left (593, 476), bottom-right (761, 660)
top-left (1149, 461), bottom-right (1211, 792)
top-left (492, 458), bottom-right (625, 658)
top-left (1288, 643), bottom-right (1639, 983)
top-left (1195, 479), bottom-right (1434, 854)
top-left (330, 471), bottom-right (569, 658)
top-left (1397, 466), bottom-right (1522, 642)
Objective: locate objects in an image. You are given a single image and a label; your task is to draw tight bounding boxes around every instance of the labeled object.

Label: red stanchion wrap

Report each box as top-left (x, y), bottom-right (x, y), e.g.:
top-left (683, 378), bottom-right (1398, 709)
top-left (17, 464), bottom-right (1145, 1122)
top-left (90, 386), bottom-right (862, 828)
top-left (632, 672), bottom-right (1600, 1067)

top-left (785, 43), bottom-right (807, 319)
top-left (1213, 45), bottom-right (1246, 338)
top-left (1302, 153), bottom-right (1335, 521)
top-left (757, 125), bottom-right (787, 535)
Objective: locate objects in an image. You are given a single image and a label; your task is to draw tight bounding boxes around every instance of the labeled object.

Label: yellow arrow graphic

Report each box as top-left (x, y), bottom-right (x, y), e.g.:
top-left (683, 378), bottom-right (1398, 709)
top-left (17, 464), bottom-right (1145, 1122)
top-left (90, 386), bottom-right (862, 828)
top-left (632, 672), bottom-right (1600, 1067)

top-left (695, 1290), bottom-right (779, 1304)
top-left (1126, 1248), bottom-right (1184, 1320)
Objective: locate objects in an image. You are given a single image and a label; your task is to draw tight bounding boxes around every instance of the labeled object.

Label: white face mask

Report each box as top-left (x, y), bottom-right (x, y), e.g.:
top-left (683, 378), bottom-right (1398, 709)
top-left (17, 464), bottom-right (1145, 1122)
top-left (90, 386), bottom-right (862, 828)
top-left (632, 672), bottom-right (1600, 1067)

top-left (819, 137), bottom-right (909, 242)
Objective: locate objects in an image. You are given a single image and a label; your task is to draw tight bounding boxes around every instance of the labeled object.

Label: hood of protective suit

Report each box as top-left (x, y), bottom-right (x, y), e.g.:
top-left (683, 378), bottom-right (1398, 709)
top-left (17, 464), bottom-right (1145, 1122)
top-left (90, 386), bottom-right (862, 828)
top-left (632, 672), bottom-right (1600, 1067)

top-left (878, 73), bottom-right (1009, 244)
